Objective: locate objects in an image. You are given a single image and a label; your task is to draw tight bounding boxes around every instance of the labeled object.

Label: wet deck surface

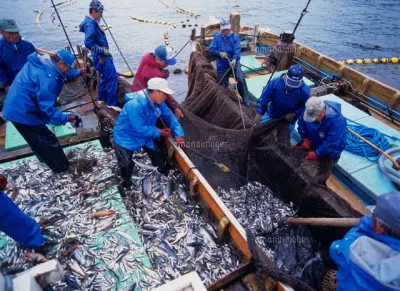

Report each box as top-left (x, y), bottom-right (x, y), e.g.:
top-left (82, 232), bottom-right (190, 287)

top-left (0, 140), bottom-right (151, 290)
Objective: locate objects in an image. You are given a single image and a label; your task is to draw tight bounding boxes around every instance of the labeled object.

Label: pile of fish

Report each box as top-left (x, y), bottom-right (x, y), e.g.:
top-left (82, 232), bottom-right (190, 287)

top-left (0, 142), bottom-right (240, 289)
top-left (218, 183), bottom-right (321, 281)
top-left (123, 153), bottom-right (241, 285)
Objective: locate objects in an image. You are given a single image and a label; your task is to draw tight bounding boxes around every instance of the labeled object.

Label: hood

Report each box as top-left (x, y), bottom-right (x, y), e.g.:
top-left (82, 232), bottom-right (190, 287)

top-left (27, 52), bottom-right (65, 78)
top-left (142, 53), bottom-right (160, 69)
top-left (324, 101), bottom-right (342, 119)
top-left (359, 216), bottom-right (400, 252)
top-left (79, 16), bottom-right (97, 33)
top-left (0, 36), bottom-right (22, 49)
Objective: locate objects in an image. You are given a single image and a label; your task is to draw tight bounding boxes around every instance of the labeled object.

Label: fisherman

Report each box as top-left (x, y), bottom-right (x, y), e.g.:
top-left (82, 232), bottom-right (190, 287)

top-left (254, 64), bottom-right (310, 125)
top-left (330, 190), bottom-right (400, 290)
top-left (0, 174), bottom-right (44, 248)
top-left (297, 97), bottom-right (347, 163)
top-left (79, 0), bottom-right (120, 111)
top-left (131, 44), bottom-right (184, 119)
top-left (2, 50), bottom-right (79, 173)
top-left (0, 19), bottom-right (85, 96)
top-left (0, 19), bottom-right (36, 94)
top-left (209, 19), bottom-right (250, 106)
top-left (114, 78), bottom-right (184, 188)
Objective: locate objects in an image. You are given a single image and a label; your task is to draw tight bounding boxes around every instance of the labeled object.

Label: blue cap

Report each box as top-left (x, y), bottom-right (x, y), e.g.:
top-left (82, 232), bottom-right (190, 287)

top-left (154, 45), bottom-right (176, 66)
top-left (56, 49), bottom-right (76, 68)
top-left (373, 190), bottom-right (400, 232)
top-left (89, 0), bottom-right (104, 12)
top-left (285, 64), bottom-right (304, 88)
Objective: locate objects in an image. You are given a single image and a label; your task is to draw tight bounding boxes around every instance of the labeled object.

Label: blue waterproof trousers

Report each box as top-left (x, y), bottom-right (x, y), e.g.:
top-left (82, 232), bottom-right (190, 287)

top-left (0, 191), bottom-right (44, 248)
top-left (96, 56), bottom-right (118, 106)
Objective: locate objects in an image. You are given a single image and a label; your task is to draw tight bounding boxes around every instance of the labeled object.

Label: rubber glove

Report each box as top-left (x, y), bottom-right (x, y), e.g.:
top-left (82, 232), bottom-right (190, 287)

top-left (306, 151), bottom-right (318, 161)
top-left (301, 138), bottom-right (312, 151)
top-left (158, 128), bottom-right (172, 137)
top-left (219, 52), bottom-right (228, 59)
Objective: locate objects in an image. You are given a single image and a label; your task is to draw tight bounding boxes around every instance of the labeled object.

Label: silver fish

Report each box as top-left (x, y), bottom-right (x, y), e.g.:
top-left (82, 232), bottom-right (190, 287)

top-left (72, 248), bottom-right (88, 268)
top-left (68, 260), bottom-right (87, 279)
top-left (142, 177), bottom-right (152, 196)
top-left (134, 160), bottom-right (156, 171)
top-left (177, 186), bottom-right (187, 202)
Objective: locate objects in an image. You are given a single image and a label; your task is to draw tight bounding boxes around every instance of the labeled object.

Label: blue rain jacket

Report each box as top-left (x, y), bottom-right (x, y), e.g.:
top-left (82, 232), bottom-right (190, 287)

top-left (79, 16), bottom-right (118, 106)
top-left (0, 191), bottom-right (44, 248)
top-left (297, 101), bottom-right (347, 159)
top-left (330, 216), bottom-right (400, 291)
top-left (256, 75), bottom-right (310, 120)
top-left (2, 52), bottom-right (69, 126)
top-left (79, 16), bottom-right (109, 59)
top-left (209, 32), bottom-right (241, 72)
top-left (0, 37), bottom-right (36, 87)
top-left (114, 90), bottom-right (184, 151)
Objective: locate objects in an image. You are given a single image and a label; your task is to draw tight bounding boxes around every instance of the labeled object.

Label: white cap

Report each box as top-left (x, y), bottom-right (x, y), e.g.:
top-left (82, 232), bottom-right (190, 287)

top-left (303, 97), bottom-right (326, 122)
top-left (220, 19), bottom-right (231, 30)
top-left (148, 78), bottom-right (174, 95)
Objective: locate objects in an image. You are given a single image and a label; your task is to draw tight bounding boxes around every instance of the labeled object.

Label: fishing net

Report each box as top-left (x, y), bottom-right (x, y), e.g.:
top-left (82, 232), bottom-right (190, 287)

top-left (182, 51), bottom-right (360, 218)
top-left (178, 51), bottom-right (363, 289)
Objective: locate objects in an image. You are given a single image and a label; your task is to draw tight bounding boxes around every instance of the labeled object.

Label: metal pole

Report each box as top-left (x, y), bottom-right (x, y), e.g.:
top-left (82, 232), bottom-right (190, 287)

top-left (101, 16), bottom-right (134, 75)
top-left (50, 0), bottom-right (98, 111)
top-left (263, 0), bottom-right (312, 89)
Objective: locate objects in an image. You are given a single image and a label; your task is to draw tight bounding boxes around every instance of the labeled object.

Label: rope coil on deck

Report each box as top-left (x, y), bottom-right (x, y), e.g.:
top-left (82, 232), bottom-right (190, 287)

top-left (345, 118), bottom-right (398, 162)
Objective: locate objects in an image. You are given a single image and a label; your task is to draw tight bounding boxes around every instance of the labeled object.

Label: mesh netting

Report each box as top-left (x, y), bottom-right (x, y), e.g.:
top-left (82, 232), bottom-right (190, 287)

top-left (182, 51), bottom-right (360, 218)
top-left (178, 51), bottom-right (363, 289)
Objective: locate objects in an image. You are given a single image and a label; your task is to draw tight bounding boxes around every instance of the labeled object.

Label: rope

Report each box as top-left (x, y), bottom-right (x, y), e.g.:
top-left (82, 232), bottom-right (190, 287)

top-left (345, 118), bottom-right (393, 161)
top-left (240, 63), bottom-right (268, 75)
top-left (228, 58), bottom-right (246, 130)
top-left (102, 16), bottom-right (134, 76)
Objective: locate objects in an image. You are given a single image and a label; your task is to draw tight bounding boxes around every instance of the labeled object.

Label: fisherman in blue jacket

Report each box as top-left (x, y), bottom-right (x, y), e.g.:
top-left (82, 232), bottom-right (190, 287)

top-left (255, 64), bottom-right (310, 125)
top-left (297, 97), bottom-right (347, 162)
top-left (2, 50), bottom-right (79, 173)
top-left (209, 19), bottom-right (250, 106)
top-left (0, 18), bottom-right (85, 98)
top-left (79, 0), bottom-right (120, 111)
top-left (0, 174), bottom-right (44, 249)
top-left (330, 191), bottom-right (400, 290)
top-left (114, 78), bottom-right (184, 188)
top-left (0, 19), bottom-right (36, 93)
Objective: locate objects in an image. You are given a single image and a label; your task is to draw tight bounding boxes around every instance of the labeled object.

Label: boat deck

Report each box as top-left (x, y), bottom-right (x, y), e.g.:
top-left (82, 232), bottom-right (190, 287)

top-left (291, 94), bottom-right (399, 204)
top-left (0, 140), bottom-right (151, 290)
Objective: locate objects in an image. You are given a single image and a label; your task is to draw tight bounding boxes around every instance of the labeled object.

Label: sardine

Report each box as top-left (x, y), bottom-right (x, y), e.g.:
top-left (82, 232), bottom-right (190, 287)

top-left (65, 274), bottom-right (84, 291)
top-left (140, 264), bottom-right (162, 281)
top-left (134, 160), bottom-right (156, 171)
top-left (161, 240), bottom-right (178, 262)
top-left (163, 180), bottom-right (173, 200)
top-left (177, 186), bottom-right (187, 202)
top-left (142, 177), bottom-right (152, 196)
top-left (88, 209), bottom-right (116, 218)
top-left (72, 248), bottom-right (88, 268)
top-left (199, 226), bottom-right (217, 248)
top-left (68, 260), bottom-right (87, 279)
